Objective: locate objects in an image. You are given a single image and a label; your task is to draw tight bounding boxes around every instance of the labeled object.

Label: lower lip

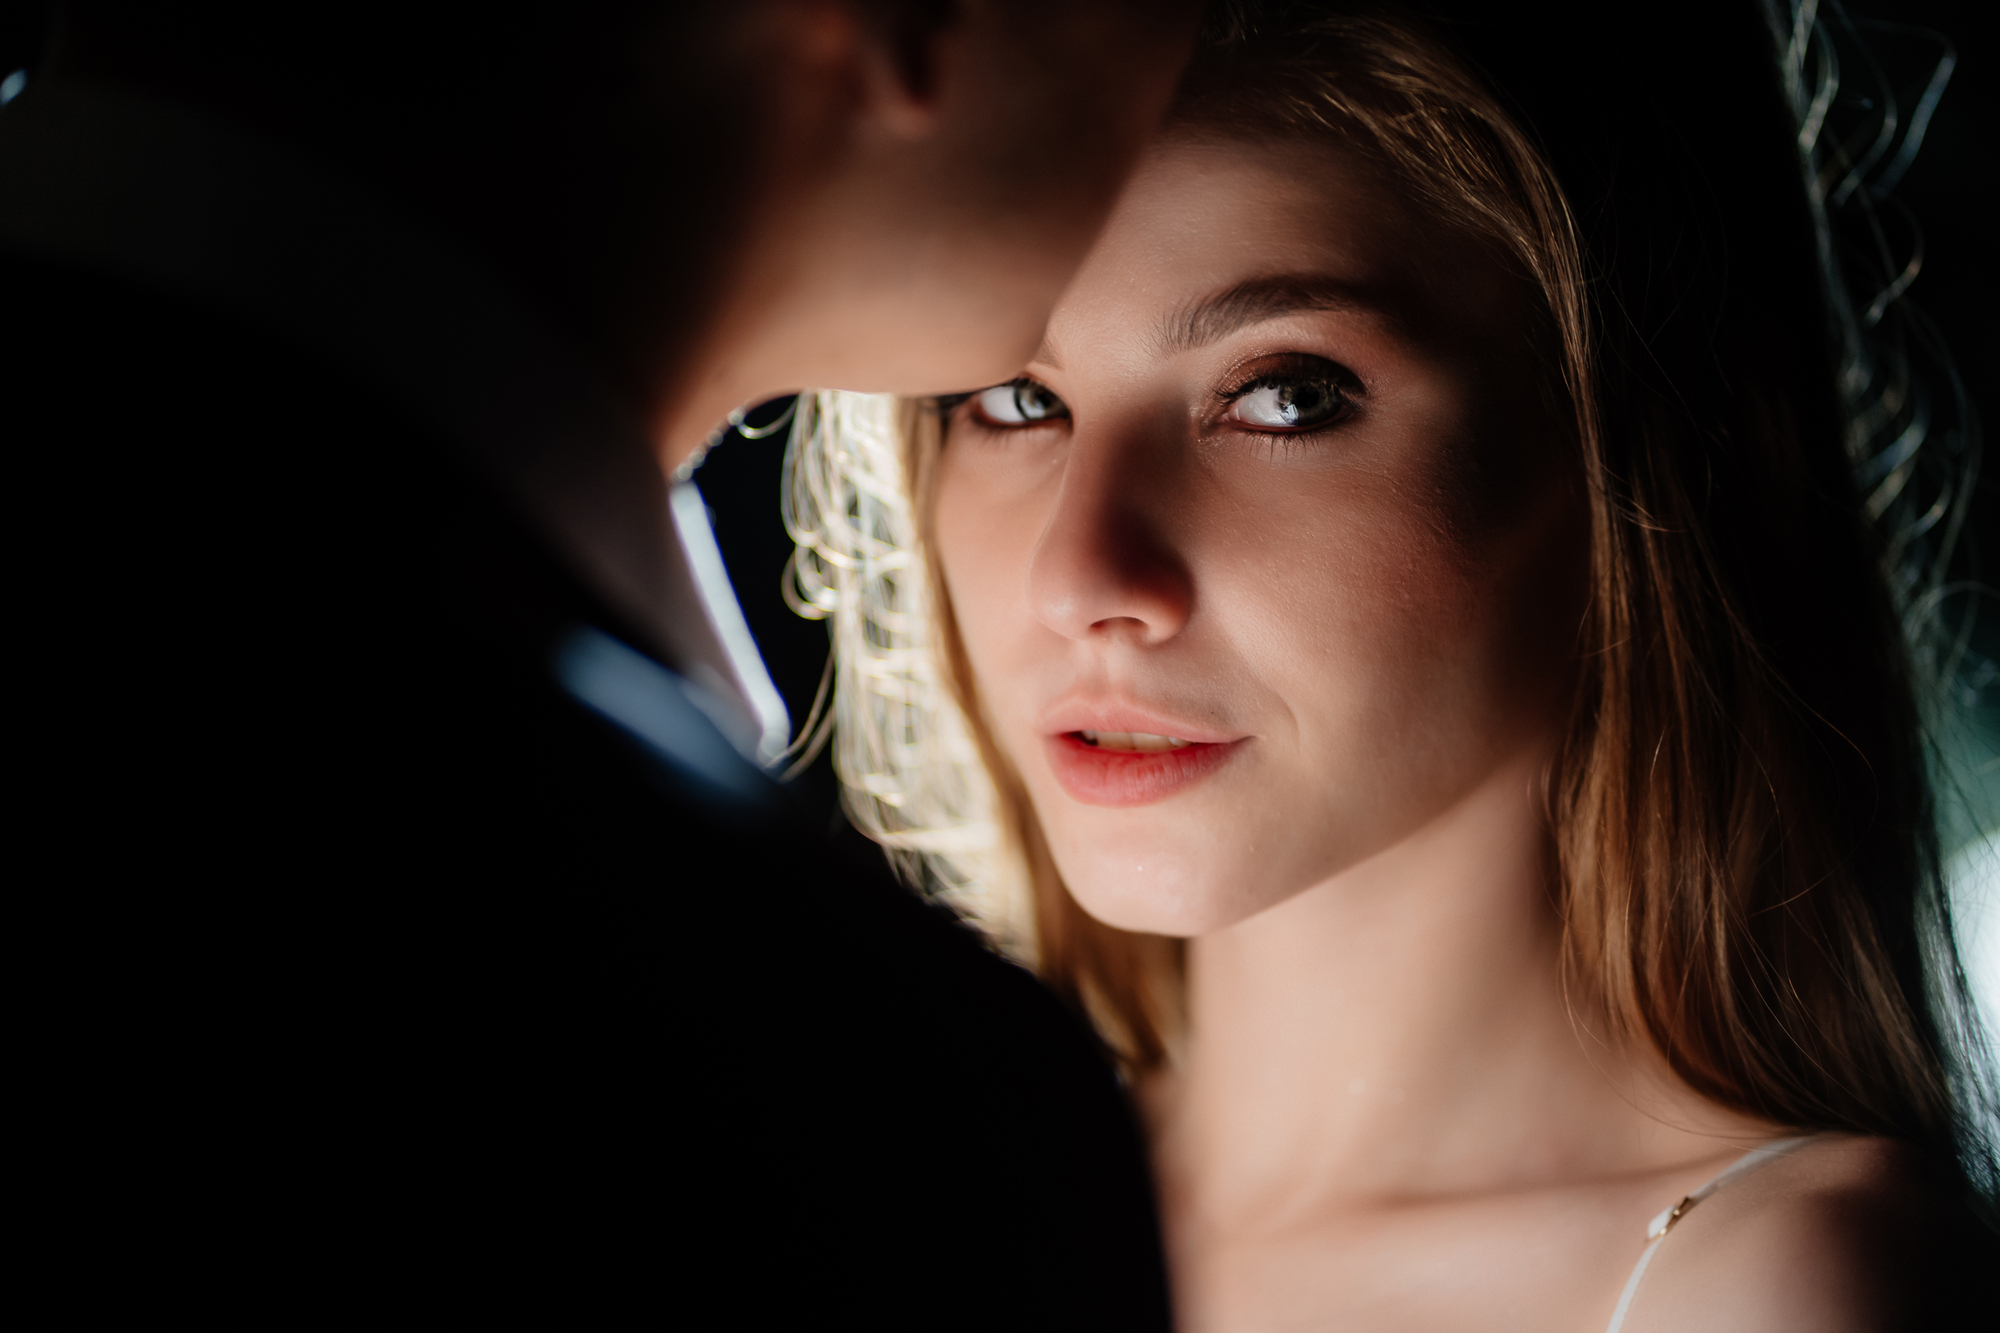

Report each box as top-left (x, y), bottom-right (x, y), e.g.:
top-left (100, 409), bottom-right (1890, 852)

top-left (1044, 733), bottom-right (1243, 807)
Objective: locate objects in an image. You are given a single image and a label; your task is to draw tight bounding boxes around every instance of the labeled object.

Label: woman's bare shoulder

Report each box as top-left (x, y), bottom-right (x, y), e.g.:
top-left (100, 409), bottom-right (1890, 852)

top-left (1621, 1136), bottom-right (1990, 1333)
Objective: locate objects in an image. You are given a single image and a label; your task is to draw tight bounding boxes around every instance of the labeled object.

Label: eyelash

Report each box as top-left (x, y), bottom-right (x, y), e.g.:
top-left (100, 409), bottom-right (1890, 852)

top-left (1214, 358), bottom-right (1359, 438)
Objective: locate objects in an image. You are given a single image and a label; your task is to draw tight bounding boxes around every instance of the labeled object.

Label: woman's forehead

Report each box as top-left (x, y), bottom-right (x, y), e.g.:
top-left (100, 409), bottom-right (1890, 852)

top-left (1042, 134), bottom-right (1496, 366)
top-left (1084, 137), bottom-right (1395, 275)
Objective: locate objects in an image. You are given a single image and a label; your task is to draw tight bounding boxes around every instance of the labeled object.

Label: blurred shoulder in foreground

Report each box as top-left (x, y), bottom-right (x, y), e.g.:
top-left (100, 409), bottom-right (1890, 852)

top-left (2, 2), bottom-right (1190, 1325)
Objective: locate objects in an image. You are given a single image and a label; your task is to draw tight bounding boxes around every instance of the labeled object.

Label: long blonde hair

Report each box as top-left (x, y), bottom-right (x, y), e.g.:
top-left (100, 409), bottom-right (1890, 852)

top-left (786, 1), bottom-right (1995, 1191)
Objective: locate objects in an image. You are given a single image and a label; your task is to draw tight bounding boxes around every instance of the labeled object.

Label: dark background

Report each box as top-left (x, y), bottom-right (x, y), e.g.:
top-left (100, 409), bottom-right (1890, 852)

top-left (3, 1), bottom-right (1993, 840)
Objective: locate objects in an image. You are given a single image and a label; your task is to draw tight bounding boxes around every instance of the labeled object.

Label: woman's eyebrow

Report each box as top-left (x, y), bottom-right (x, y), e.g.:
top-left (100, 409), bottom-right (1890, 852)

top-left (1156, 274), bottom-right (1380, 354)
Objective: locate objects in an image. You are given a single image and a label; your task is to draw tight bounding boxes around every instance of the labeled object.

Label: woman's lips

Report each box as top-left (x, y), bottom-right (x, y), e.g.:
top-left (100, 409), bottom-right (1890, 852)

top-left (1044, 730), bottom-right (1244, 807)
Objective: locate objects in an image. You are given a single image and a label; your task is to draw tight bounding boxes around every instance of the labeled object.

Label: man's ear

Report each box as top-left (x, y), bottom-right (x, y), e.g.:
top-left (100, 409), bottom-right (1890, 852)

top-left (763, 0), bottom-right (946, 142)
top-left (852, 0), bottom-right (958, 139)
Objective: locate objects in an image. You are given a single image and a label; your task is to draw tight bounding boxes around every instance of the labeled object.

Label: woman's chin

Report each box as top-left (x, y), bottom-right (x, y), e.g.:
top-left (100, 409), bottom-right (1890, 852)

top-left (1058, 851), bottom-right (1285, 938)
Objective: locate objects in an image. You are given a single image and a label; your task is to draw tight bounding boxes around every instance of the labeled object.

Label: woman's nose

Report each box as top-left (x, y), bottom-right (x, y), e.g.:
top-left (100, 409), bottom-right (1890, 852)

top-left (1026, 433), bottom-right (1193, 645)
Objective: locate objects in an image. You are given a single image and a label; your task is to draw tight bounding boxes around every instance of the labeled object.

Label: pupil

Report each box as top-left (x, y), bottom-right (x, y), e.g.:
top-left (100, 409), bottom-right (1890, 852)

top-left (1015, 383), bottom-right (1056, 418)
top-left (1279, 382), bottom-right (1329, 425)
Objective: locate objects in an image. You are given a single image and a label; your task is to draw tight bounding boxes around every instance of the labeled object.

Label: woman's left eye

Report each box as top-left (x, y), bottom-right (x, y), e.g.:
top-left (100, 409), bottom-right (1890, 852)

top-left (1227, 376), bottom-right (1349, 431)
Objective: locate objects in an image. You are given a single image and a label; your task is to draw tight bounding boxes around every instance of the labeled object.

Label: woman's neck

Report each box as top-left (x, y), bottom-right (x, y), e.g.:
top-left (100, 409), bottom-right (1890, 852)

top-left (1155, 748), bottom-right (1771, 1238)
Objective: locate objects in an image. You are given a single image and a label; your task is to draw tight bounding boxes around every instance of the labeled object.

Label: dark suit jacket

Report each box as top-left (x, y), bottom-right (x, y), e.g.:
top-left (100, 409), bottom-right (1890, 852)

top-left (5, 82), bottom-right (1170, 1329)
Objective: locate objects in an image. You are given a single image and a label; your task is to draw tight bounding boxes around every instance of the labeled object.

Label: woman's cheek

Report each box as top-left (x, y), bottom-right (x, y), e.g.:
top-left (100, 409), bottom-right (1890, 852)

top-left (934, 456), bottom-right (1040, 701)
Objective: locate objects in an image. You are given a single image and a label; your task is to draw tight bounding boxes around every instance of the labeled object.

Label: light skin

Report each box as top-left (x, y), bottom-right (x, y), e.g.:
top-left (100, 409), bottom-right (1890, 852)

top-left (933, 134), bottom-right (1932, 1331)
top-left (653, 0), bottom-right (1195, 474)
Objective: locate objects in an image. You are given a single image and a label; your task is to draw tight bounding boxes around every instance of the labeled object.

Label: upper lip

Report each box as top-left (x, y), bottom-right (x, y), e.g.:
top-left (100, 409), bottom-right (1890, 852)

top-left (1039, 698), bottom-right (1244, 746)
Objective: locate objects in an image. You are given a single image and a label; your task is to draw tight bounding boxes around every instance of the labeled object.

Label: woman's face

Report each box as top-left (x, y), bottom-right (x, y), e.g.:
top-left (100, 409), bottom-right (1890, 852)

top-left (932, 134), bottom-right (1587, 936)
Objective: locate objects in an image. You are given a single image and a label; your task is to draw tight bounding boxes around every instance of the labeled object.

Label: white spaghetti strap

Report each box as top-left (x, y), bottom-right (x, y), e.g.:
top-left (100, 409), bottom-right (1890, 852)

top-left (1602, 1231), bottom-right (1666, 1333)
top-left (1602, 1137), bottom-right (1818, 1333)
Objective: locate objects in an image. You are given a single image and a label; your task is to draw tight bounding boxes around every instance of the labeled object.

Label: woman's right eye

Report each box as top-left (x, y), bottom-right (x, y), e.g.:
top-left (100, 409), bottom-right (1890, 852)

top-left (972, 379), bottom-right (1070, 427)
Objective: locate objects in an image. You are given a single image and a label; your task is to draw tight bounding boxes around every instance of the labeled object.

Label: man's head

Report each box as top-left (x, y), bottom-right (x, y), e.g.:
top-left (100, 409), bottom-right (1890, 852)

top-left (49, 2), bottom-right (1196, 458)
